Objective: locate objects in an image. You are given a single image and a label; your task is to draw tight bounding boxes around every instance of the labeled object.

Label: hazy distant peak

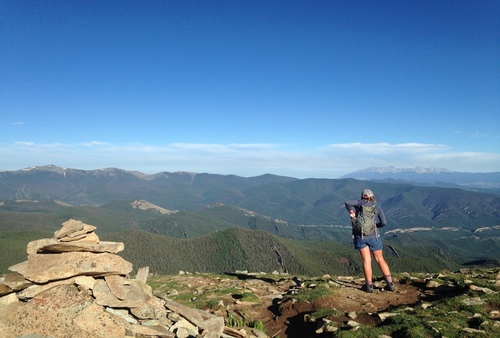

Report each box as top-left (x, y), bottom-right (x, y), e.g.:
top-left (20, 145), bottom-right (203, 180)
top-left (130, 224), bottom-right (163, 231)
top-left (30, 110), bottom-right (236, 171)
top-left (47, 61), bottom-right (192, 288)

top-left (16, 165), bottom-right (151, 179)
top-left (341, 166), bottom-right (500, 190)
top-left (350, 166), bottom-right (454, 175)
top-left (22, 165), bottom-right (68, 173)
top-left (412, 166), bottom-right (454, 173)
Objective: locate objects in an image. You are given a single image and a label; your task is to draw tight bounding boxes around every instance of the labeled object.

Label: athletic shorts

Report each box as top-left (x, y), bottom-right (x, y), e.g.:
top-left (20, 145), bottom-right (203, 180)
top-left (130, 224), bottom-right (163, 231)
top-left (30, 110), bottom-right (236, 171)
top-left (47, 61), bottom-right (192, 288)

top-left (353, 235), bottom-right (383, 251)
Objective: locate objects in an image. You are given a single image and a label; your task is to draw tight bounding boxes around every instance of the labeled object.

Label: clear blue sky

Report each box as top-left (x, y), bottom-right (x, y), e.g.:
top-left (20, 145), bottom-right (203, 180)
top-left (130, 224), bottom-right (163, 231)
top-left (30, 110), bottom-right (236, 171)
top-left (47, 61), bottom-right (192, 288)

top-left (1, 0), bottom-right (499, 178)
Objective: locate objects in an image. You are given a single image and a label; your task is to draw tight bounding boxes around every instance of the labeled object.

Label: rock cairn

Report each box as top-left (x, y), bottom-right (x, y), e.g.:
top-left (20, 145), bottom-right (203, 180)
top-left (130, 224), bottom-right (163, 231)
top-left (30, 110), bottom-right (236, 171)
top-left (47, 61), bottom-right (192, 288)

top-left (0, 219), bottom-right (235, 338)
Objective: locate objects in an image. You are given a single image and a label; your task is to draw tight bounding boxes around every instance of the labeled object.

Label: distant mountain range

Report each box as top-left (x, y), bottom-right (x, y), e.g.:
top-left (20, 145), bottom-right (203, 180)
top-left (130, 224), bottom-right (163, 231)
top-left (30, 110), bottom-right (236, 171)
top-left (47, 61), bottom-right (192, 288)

top-left (1, 165), bottom-right (499, 230)
top-left (341, 166), bottom-right (500, 193)
top-left (0, 165), bottom-right (297, 208)
top-left (1, 165), bottom-right (499, 274)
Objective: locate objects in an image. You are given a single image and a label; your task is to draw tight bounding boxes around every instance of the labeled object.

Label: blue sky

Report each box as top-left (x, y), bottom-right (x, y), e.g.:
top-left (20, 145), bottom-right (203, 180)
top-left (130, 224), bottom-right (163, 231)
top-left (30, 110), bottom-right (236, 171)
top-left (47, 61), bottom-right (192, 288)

top-left (1, 0), bottom-right (499, 178)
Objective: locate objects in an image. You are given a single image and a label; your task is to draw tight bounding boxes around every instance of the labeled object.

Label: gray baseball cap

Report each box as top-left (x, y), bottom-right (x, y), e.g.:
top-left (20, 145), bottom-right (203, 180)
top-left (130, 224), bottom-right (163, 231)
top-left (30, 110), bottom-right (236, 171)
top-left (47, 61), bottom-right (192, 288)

top-left (362, 189), bottom-right (374, 198)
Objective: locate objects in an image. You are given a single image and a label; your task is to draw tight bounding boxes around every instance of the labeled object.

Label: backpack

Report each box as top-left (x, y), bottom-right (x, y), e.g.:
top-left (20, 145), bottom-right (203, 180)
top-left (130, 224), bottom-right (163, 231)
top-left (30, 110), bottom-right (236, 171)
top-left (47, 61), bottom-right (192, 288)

top-left (352, 205), bottom-right (377, 237)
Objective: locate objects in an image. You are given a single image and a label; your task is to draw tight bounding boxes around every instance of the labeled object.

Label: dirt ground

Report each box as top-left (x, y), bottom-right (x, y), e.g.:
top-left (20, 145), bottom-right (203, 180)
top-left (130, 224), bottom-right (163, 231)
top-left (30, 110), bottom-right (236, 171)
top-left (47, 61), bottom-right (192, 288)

top-left (160, 273), bottom-right (425, 338)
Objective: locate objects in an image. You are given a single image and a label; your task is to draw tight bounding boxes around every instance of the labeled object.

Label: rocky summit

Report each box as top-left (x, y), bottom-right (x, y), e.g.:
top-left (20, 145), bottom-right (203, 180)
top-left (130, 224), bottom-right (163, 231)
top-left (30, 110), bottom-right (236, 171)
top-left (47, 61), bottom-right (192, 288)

top-left (0, 219), bottom-right (242, 338)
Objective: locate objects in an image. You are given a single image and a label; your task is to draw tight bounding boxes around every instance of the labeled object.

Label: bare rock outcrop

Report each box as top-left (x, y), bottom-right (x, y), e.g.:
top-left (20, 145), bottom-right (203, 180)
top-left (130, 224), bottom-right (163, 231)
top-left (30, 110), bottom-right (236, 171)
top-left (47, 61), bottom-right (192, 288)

top-left (0, 219), bottom-right (230, 338)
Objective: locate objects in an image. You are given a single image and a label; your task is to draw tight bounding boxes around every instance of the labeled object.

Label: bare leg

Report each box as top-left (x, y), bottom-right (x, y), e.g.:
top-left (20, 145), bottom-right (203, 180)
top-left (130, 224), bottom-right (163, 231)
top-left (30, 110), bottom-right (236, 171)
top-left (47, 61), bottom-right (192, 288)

top-left (372, 249), bottom-right (391, 277)
top-left (359, 247), bottom-right (372, 283)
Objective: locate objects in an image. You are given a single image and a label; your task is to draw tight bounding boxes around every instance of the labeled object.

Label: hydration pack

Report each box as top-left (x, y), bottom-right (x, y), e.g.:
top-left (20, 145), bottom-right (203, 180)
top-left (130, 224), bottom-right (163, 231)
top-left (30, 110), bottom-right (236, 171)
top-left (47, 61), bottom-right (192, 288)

top-left (353, 205), bottom-right (377, 237)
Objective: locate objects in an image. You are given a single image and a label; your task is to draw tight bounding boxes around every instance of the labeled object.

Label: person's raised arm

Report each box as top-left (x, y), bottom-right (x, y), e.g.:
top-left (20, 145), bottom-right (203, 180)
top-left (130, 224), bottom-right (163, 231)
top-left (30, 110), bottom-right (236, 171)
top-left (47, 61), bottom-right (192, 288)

top-left (376, 207), bottom-right (387, 228)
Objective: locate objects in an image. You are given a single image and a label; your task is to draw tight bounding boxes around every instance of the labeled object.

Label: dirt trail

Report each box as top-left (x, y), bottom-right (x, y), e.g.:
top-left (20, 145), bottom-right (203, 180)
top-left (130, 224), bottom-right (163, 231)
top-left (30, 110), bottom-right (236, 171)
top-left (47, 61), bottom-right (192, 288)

top-left (158, 273), bottom-right (425, 338)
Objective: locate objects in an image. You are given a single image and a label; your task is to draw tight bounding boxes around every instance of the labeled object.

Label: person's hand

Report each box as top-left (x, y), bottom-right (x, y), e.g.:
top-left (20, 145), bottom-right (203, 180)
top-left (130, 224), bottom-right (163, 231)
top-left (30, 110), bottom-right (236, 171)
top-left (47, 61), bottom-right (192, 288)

top-left (349, 210), bottom-right (356, 218)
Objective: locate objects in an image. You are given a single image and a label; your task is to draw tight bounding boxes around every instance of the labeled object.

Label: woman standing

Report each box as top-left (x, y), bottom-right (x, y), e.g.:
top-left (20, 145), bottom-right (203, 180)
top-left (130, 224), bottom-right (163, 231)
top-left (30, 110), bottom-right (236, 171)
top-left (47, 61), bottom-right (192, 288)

top-left (345, 189), bottom-right (395, 293)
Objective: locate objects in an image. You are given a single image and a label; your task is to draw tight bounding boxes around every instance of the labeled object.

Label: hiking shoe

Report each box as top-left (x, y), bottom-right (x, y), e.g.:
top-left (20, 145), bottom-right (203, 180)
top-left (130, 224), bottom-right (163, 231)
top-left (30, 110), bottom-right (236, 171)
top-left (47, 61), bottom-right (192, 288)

top-left (384, 282), bottom-right (395, 292)
top-left (362, 283), bottom-right (373, 293)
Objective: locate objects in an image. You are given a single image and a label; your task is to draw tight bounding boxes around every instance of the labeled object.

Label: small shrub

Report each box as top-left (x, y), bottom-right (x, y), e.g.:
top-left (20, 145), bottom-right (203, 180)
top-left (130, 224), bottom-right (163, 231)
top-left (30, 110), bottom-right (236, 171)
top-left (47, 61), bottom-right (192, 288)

top-left (227, 313), bottom-right (246, 328)
top-left (205, 298), bottom-right (223, 310)
top-left (250, 319), bottom-right (266, 332)
top-left (240, 292), bottom-right (260, 302)
top-left (289, 284), bottom-right (333, 302)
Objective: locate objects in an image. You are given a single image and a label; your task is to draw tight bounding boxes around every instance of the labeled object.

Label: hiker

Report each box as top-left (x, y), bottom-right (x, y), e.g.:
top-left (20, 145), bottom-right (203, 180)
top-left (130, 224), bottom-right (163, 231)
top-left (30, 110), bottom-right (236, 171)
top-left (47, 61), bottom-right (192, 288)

top-left (345, 189), bottom-right (395, 293)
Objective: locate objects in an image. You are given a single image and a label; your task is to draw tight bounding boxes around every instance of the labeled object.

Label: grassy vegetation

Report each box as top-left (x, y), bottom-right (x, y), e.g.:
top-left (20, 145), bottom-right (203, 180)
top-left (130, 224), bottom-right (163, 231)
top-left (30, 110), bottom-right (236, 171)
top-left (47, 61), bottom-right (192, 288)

top-left (311, 308), bottom-right (343, 320)
top-left (148, 273), bottom-right (242, 310)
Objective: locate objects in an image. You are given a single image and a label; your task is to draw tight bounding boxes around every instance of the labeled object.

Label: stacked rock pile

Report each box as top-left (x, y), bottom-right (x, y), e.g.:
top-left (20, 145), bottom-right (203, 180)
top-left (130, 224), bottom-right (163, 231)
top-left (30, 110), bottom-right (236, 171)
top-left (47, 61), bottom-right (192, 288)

top-left (0, 219), bottom-right (238, 338)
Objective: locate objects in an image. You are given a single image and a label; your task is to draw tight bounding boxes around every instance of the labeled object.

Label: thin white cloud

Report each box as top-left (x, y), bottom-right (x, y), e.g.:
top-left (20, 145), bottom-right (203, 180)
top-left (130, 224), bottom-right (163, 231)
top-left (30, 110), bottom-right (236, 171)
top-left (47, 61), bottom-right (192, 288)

top-left (228, 143), bottom-right (280, 149)
top-left (455, 130), bottom-right (499, 140)
top-left (1, 141), bottom-right (499, 177)
top-left (324, 142), bottom-right (449, 155)
top-left (14, 141), bottom-right (35, 147)
top-left (170, 143), bottom-right (280, 153)
top-left (471, 132), bottom-right (497, 139)
top-left (170, 143), bottom-right (233, 153)
top-left (14, 141), bottom-right (65, 149)
top-left (81, 141), bottom-right (110, 147)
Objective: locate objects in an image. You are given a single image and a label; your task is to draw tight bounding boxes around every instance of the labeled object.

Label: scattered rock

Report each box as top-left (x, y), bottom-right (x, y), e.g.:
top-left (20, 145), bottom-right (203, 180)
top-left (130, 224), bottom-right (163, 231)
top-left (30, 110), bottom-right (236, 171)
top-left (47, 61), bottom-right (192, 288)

top-left (378, 312), bottom-right (400, 321)
top-left (463, 297), bottom-right (487, 306)
top-left (426, 280), bottom-right (442, 288)
top-left (136, 266), bottom-right (150, 283)
top-left (346, 319), bottom-right (360, 328)
top-left (489, 310), bottom-right (500, 319)
top-left (462, 327), bottom-right (486, 334)
top-left (469, 284), bottom-right (496, 295)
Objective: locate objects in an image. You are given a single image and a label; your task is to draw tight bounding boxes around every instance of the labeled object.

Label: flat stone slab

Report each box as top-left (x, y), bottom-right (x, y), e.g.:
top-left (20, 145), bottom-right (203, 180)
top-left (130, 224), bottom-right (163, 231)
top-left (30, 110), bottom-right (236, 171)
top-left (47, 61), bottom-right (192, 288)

top-left (9, 252), bottom-right (132, 283)
top-left (27, 238), bottom-right (124, 255)
top-left (59, 231), bottom-right (99, 243)
top-left (3, 272), bottom-right (32, 291)
top-left (105, 275), bottom-right (127, 300)
top-left (18, 277), bottom-right (76, 300)
top-left (0, 283), bottom-right (13, 296)
top-left (93, 279), bottom-right (146, 308)
top-left (54, 219), bottom-right (86, 239)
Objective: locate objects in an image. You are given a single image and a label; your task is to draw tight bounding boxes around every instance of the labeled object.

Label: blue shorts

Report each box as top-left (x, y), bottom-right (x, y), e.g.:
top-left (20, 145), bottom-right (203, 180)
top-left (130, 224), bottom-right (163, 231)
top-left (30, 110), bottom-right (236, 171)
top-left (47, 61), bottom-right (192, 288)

top-left (353, 235), bottom-right (383, 251)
